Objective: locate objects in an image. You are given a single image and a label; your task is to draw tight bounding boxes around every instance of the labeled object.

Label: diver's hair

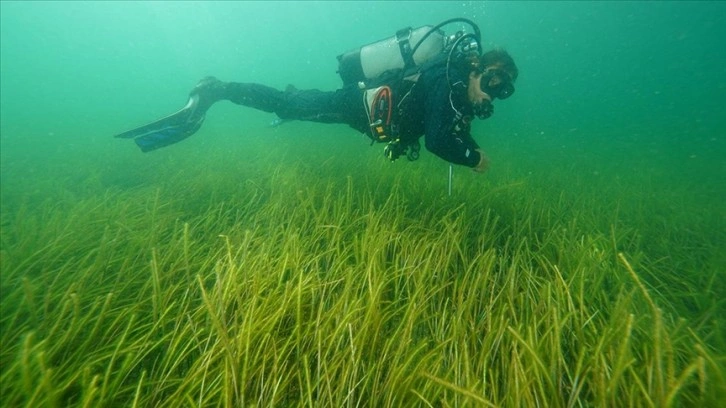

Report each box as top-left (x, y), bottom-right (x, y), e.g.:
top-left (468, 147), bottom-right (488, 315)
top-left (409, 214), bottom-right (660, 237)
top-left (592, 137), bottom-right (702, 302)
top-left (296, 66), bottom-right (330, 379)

top-left (478, 48), bottom-right (518, 81)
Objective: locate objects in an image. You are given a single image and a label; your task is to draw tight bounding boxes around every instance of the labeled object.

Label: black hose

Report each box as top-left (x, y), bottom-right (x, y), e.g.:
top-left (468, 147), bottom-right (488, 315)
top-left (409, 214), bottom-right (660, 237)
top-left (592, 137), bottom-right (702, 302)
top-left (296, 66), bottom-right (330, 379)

top-left (445, 32), bottom-right (480, 89)
top-left (409, 17), bottom-right (481, 61)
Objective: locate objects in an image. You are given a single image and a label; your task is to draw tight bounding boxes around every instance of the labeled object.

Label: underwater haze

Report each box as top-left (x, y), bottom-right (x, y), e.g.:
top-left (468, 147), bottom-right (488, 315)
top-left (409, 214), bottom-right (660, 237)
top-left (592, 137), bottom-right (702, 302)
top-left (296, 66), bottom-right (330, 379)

top-left (1, 1), bottom-right (725, 406)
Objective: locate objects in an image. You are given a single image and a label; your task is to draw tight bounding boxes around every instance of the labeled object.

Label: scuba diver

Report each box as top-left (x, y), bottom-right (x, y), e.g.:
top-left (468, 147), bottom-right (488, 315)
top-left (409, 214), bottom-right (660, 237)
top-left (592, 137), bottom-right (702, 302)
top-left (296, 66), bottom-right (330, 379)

top-left (115, 19), bottom-right (518, 173)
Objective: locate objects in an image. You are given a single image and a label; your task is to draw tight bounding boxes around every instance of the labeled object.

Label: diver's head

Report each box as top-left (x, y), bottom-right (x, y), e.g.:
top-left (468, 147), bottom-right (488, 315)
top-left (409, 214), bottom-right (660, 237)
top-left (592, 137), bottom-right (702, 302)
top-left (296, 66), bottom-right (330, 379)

top-left (466, 48), bottom-right (518, 118)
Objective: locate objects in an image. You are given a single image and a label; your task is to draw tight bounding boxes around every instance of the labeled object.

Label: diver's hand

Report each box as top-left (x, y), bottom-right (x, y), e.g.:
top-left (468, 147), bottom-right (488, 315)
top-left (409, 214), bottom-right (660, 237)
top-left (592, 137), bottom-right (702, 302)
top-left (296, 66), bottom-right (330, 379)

top-left (473, 149), bottom-right (490, 173)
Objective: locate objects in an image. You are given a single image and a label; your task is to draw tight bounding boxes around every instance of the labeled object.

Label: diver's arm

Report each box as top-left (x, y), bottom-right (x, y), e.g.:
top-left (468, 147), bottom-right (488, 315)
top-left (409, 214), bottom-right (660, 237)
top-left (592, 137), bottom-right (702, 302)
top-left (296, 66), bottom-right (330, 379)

top-left (422, 77), bottom-right (482, 167)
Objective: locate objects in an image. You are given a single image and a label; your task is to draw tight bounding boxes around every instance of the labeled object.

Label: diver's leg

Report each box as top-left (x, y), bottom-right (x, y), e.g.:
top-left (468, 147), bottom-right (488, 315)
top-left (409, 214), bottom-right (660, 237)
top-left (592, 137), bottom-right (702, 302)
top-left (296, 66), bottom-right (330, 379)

top-left (222, 83), bottom-right (288, 113)
top-left (198, 79), bottom-right (365, 126)
top-left (193, 77), bottom-right (368, 131)
top-left (193, 78), bottom-right (302, 115)
top-left (224, 82), bottom-right (349, 123)
top-left (275, 86), bottom-right (367, 127)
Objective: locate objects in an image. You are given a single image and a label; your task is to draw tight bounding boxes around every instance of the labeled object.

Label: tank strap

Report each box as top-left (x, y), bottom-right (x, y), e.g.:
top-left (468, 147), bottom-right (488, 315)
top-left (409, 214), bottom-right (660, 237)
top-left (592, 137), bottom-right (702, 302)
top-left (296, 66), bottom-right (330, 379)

top-left (396, 27), bottom-right (416, 71)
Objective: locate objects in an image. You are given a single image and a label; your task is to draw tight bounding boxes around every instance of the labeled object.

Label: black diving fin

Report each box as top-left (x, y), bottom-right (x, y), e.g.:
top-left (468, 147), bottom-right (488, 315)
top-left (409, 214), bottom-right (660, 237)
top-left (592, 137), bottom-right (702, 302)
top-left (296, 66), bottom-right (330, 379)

top-left (114, 77), bottom-right (223, 152)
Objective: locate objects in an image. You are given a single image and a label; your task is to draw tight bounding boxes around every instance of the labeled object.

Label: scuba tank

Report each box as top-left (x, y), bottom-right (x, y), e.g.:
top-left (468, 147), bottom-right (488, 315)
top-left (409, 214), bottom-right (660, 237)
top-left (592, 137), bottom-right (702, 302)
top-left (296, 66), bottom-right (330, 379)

top-left (337, 18), bottom-right (482, 87)
top-left (337, 26), bottom-right (445, 86)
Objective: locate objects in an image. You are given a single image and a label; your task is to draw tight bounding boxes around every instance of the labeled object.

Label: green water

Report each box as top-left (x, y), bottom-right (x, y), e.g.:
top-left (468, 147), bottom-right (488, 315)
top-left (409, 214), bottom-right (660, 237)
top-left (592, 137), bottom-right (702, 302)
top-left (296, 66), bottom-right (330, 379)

top-left (1, 1), bottom-right (724, 405)
top-left (2, 1), bottom-right (724, 179)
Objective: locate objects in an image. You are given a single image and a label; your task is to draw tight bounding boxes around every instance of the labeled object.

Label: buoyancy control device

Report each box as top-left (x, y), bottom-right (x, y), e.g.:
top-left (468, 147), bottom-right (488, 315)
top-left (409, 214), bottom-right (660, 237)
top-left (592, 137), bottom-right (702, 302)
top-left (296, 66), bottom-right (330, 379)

top-left (336, 18), bottom-right (483, 161)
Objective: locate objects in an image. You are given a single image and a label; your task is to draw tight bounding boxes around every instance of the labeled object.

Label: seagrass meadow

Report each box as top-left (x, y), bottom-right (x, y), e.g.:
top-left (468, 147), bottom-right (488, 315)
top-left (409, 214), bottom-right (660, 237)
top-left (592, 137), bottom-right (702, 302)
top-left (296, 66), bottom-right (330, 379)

top-left (1, 1), bottom-right (725, 407)
top-left (1, 126), bottom-right (724, 406)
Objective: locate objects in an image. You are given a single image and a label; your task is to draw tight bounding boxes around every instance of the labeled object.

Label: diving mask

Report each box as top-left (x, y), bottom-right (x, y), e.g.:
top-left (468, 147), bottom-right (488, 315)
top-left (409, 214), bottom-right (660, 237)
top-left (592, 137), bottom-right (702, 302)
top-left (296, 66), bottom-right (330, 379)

top-left (480, 68), bottom-right (515, 100)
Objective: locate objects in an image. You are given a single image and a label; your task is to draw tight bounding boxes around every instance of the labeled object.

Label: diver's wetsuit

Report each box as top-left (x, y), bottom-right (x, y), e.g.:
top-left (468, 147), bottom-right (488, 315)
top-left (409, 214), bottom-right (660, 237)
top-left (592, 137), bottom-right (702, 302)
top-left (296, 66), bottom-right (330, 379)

top-left (218, 64), bottom-right (482, 168)
top-left (222, 83), bottom-right (368, 132)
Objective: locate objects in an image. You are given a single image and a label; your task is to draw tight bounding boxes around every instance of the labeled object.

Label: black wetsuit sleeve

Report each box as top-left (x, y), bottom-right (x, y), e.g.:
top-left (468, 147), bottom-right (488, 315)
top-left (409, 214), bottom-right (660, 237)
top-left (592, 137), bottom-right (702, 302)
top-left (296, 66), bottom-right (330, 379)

top-left (422, 75), bottom-right (481, 167)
